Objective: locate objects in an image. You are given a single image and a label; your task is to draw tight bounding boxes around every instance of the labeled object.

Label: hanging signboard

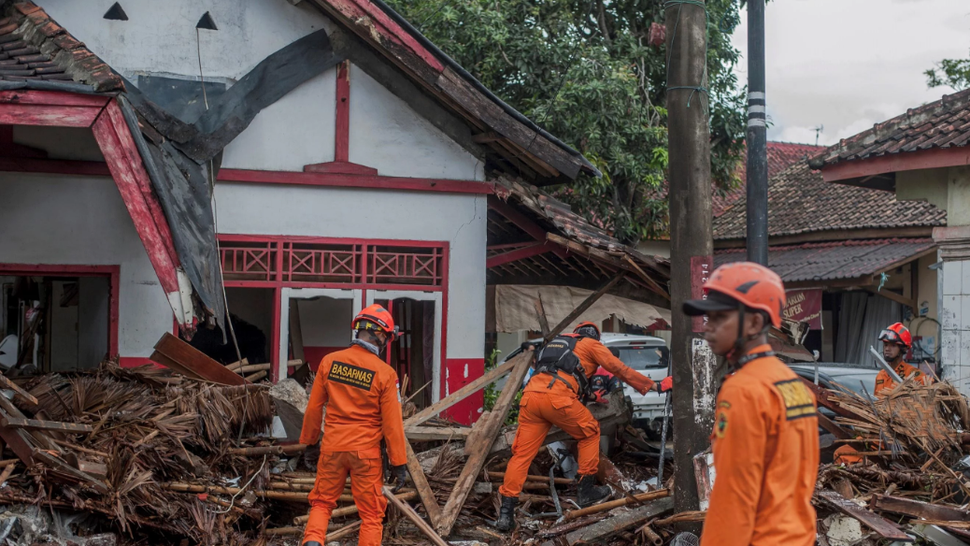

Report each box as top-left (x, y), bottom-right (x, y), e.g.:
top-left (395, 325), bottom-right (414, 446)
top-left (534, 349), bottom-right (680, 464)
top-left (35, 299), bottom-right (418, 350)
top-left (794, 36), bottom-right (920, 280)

top-left (783, 289), bottom-right (823, 330)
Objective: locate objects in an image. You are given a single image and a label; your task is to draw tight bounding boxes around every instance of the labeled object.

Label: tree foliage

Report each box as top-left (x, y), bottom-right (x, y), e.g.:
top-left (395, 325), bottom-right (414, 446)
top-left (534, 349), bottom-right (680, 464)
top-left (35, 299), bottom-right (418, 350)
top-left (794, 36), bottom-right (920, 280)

top-left (385, 0), bottom-right (748, 243)
top-left (926, 51), bottom-right (970, 90)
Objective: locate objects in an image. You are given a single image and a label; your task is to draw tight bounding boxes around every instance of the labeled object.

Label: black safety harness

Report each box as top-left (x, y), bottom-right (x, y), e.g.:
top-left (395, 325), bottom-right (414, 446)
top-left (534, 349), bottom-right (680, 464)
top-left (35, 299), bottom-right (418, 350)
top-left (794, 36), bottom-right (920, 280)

top-left (533, 334), bottom-right (591, 402)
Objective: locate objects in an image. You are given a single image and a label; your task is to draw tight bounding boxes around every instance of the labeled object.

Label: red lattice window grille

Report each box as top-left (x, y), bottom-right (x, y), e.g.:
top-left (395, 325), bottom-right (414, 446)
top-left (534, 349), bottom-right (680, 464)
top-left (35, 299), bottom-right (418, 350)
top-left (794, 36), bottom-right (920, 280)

top-left (367, 245), bottom-right (443, 286)
top-left (282, 242), bottom-right (364, 284)
top-left (218, 237), bottom-right (445, 288)
top-left (220, 240), bottom-right (278, 282)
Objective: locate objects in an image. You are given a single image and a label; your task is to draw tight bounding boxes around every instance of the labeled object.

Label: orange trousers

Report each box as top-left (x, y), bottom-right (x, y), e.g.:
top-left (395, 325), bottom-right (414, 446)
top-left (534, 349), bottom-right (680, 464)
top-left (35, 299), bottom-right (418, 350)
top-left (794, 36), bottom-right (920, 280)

top-left (303, 449), bottom-right (386, 546)
top-left (498, 391), bottom-right (600, 498)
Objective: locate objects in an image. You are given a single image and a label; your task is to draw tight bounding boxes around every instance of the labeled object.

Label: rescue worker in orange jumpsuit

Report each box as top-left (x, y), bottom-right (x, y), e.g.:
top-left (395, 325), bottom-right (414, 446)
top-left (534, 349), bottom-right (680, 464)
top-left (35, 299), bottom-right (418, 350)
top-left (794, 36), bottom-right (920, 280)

top-left (683, 262), bottom-right (819, 546)
top-left (494, 321), bottom-right (672, 532)
top-left (874, 322), bottom-right (930, 395)
top-left (833, 322), bottom-right (931, 464)
top-left (299, 304), bottom-right (409, 546)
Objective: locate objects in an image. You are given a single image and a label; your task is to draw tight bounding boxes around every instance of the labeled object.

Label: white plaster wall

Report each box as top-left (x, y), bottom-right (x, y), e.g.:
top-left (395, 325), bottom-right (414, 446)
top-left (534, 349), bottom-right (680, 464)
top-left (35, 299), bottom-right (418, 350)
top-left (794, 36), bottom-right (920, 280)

top-left (36, 0), bottom-right (332, 82)
top-left (221, 70), bottom-right (336, 171)
top-left (0, 174), bottom-right (173, 358)
top-left (939, 258), bottom-right (970, 392)
top-left (214, 183), bottom-right (487, 359)
top-left (349, 66), bottom-right (485, 181)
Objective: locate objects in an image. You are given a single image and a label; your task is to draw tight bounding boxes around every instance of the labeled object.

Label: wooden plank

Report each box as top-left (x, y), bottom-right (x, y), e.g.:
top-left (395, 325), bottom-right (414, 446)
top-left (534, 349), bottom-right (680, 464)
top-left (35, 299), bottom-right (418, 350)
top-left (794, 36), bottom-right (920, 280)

top-left (405, 441), bottom-right (443, 529)
top-left (543, 273), bottom-right (626, 343)
top-left (383, 485), bottom-right (450, 546)
top-left (1, 416), bottom-right (93, 434)
top-left (151, 332), bottom-right (248, 386)
top-left (404, 355), bottom-right (519, 428)
top-left (33, 449), bottom-right (109, 493)
top-left (871, 494), bottom-right (970, 522)
top-left (819, 490), bottom-right (913, 541)
top-left (817, 410), bottom-right (852, 439)
top-left (542, 497), bottom-right (674, 546)
top-left (435, 350), bottom-right (534, 536)
top-left (798, 377), bottom-right (862, 420)
top-left (0, 375), bottom-right (37, 405)
top-left (563, 489), bottom-right (669, 521)
top-left (405, 426), bottom-right (471, 441)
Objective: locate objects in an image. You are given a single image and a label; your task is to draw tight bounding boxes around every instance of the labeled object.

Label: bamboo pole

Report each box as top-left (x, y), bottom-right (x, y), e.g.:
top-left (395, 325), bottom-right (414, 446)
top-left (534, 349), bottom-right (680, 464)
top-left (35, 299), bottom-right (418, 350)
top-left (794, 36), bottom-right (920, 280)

top-left (244, 371), bottom-right (268, 382)
top-left (327, 521), bottom-right (362, 541)
top-left (563, 489), bottom-right (669, 521)
top-left (383, 486), bottom-right (450, 546)
top-left (229, 444), bottom-right (306, 456)
top-left (487, 471), bottom-right (571, 485)
top-left (264, 526), bottom-right (303, 536)
top-left (226, 358), bottom-right (249, 372)
top-left (0, 463), bottom-right (15, 485)
top-left (332, 491), bottom-right (418, 518)
top-left (236, 364), bottom-right (272, 374)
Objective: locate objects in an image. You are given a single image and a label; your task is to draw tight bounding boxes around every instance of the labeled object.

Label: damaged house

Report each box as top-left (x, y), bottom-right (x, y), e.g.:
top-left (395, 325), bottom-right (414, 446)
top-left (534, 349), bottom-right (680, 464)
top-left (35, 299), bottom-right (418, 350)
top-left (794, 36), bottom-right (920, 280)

top-left (0, 0), bottom-right (629, 424)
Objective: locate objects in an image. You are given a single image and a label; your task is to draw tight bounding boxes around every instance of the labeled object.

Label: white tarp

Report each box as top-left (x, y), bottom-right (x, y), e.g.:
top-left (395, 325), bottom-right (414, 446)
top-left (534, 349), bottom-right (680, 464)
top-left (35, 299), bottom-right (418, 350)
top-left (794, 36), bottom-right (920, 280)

top-left (494, 284), bottom-right (671, 333)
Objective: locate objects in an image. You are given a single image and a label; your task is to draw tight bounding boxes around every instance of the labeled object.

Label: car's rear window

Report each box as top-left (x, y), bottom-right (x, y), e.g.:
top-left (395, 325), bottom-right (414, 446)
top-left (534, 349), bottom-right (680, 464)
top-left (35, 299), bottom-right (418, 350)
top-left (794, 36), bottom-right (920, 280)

top-left (616, 346), bottom-right (665, 370)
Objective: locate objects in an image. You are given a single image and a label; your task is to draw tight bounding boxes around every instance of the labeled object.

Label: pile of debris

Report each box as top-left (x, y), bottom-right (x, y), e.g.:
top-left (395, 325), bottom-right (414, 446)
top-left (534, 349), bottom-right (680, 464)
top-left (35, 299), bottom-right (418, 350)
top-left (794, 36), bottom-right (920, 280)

top-left (814, 378), bottom-right (970, 545)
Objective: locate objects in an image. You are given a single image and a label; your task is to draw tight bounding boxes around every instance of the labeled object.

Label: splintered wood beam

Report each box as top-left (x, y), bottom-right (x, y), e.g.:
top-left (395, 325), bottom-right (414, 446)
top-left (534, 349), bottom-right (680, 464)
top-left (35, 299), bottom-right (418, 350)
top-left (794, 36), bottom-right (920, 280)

top-left (0, 375), bottom-right (38, 405)
top-left (151, 333), bottom-right (248, 386)
top-left (543, 273), bottom-right (626, 343)
top-left (405, 441), bottom-right (443, 528)
top-left (871, 494), bottom-right (970, 522)
top-left (486, 242), bottom-right (557, 269)
top-left (1, 416), bottom-right (93, 434)
top-left (819, 490), bottom-right (913, 541)
top-left (542, 497), bottom-right (674, 545)
top-left (485, 196), bottom-right (567, 259)
top-left (435, 350), bottom-right (533, 536)
top-left (33, 449), bottom-right (109, 493)
top-left (405, 426), bottom-right (472, 441)
top-left (404, 355), bottom-right (519, 428)
top-left (383, 485), bottom-right (450, 546)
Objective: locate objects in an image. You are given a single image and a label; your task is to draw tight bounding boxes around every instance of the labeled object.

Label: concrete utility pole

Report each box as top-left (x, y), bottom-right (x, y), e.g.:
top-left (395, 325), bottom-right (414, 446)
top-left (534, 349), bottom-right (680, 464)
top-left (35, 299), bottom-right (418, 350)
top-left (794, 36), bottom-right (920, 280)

top-left (746, 0), bottom-right (769, 265)
top-left (665, 0), bottom-right (716, 515)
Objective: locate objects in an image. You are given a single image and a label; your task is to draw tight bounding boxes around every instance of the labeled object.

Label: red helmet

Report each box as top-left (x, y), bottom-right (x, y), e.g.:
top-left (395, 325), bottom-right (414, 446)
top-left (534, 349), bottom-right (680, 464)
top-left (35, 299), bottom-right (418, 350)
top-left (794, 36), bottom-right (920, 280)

top-left (352, 304), bottom-right (397, 336)
top-left (879, 322), bottom-right (912, 349)
top-left (683, 262), bottom-right (786, 328)
top-left (573, 321), bottom-right (601, 340)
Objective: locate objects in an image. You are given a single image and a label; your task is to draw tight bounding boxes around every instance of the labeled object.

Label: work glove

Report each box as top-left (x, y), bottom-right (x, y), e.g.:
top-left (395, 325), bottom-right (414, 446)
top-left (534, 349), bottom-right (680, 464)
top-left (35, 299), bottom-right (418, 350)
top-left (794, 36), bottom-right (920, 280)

top-left (389, 464), bottom-right (409, 493)
top-left (657, 376), bottom-right (673, 393)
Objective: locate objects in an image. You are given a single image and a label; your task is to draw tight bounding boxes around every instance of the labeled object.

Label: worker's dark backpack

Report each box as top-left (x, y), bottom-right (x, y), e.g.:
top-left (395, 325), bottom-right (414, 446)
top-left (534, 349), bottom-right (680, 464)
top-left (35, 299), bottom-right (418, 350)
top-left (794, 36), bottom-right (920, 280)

top-left (534, 334), bottom-right (590, 401)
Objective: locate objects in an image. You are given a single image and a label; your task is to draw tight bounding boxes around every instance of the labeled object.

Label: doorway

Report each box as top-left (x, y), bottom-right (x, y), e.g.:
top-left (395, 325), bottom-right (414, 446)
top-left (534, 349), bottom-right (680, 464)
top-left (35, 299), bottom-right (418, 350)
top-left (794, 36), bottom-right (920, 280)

top-left (367, 290), bottom-right (442, 408)
top-left (280, 288), bottom-right (362, 379)
top-left (0, 266), bottom-right (116, 373)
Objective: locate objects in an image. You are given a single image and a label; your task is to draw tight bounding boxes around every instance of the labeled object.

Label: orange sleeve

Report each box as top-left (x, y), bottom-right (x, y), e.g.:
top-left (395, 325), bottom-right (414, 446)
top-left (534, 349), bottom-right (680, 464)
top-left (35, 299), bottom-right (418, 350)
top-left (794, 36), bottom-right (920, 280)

top-left (299, 360), bottom-right (330, 445)
top-left (873, 370), bottom-right (890, 396)
top-left (578, 339), bottom-right (655, 395)
top-left (701, 385), bottom-right (768, 546)
top-left (380, 369), bottom-right (408, 467)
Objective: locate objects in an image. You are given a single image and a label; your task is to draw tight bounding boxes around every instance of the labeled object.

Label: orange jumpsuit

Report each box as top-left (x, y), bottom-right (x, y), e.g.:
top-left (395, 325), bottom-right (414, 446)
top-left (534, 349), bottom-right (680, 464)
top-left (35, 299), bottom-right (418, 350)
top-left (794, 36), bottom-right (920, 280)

top-left (498, 337), bottom-right (655, 498)
top-left (874, 360), bottom-right (930, 396)
top-left (701, 346), bottom-right (819, 546)
top-left (300, 344), bottom-right (408, 546)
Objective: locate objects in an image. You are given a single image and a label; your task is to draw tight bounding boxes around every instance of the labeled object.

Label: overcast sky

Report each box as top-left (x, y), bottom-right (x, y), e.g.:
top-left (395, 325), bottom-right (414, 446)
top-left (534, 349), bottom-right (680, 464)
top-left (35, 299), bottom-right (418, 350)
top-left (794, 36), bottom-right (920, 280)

top-left (731, 0), bottom-right (970, 146)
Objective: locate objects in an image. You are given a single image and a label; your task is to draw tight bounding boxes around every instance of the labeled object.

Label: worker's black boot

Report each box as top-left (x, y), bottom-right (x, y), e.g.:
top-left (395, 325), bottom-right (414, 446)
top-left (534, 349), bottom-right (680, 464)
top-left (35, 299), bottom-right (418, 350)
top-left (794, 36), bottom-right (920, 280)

top-left (577, 474), bottom-right (612, 507)
top-left (302, 542), bottom-right (322, 546)
top-left (494, 494), bottom-right (518, 532)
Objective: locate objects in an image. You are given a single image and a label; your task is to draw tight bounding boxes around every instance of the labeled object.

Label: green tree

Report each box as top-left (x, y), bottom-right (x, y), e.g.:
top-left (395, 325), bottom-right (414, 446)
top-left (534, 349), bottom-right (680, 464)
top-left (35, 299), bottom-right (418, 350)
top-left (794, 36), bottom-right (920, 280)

top-left (386, 0), bottom-right (747, 243)
top-left (926, 51), bottom-right (970, 90)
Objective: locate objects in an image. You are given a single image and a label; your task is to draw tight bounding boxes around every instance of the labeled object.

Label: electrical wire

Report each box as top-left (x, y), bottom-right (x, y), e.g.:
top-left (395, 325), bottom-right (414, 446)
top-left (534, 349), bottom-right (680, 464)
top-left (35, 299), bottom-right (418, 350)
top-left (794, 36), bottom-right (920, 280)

top-left (207, 455), bottom-right (267, 514)
top-left (663, 0), bottom-right (710, 108)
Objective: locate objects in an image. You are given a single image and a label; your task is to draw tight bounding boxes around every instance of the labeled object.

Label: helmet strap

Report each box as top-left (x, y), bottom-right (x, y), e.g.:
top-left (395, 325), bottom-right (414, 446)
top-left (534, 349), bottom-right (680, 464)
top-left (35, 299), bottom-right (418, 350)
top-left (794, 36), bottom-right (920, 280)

top-left (727, 306), bottom-right (772, 370)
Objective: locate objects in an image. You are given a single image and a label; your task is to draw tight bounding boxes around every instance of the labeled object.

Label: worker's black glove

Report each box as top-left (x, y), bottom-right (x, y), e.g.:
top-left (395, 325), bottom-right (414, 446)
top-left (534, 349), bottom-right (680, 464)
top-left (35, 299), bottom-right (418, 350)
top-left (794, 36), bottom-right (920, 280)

top-left (657, 376), bottom-right (673, 393)
top-left (389, 464), bottom-right (409, 493)
top-left (302, 441), bottom-right (321, 471)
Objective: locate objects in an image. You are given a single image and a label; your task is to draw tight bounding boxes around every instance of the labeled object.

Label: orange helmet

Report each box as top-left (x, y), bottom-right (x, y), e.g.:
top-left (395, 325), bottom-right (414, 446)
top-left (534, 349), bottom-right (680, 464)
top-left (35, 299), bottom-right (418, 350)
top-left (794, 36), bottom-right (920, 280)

top-left (683, 262), bottom-right (785, 328)
top-left (352, 304), bottom-right (397, 337)
top-left (574, 321), bottom-right (601, 340)
top-left (879, 322), bottom-right (912, 349)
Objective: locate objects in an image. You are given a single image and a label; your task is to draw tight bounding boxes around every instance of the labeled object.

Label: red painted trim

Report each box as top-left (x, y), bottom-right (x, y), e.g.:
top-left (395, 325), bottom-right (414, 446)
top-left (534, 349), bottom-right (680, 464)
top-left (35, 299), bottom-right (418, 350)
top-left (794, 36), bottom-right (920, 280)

top-left (0, 264), bottom-right (119, 357)
top-left (821, 146), bottom-right (970, 184)
top-left (225, 280), bottom-right (444, 292)
top-left (335, 60), bottom-right (350, 163)
top-left (220, 234), bottom-right (449, 247)
top-left (92, 101), bottom-right (181, 297)
top-left (439, 244), bottom-right (449, 401)
top-left (325, 0), bottom-right (444, 73)
top-left (0, 90), bottom-right (109, 128)
top-left (0, 157), bottom-right (111, 176)
top-left (217, 168), bottom-right (493, 195)
top-left (486, 242), bottom-right (556, 268)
